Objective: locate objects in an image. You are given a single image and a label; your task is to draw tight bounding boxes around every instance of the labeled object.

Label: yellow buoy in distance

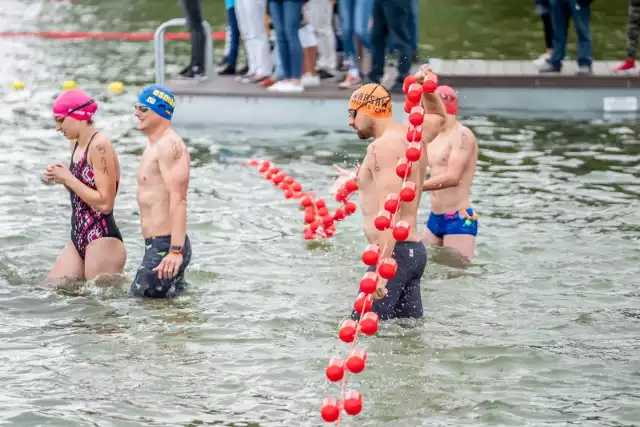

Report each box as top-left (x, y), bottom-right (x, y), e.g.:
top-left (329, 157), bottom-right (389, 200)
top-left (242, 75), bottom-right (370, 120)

top-left (62, 80), bottom-right (77, 90)
top-left (108, 81), bottom-right (124, 94)
top-left (11, 80), bottom-right (24, 90)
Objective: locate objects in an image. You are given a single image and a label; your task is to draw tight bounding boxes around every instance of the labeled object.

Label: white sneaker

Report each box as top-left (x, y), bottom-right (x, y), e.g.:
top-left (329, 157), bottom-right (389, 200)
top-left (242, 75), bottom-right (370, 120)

top-left (267, 80), bottom-right (287, 91)
top-left (277, 81), bottom-right (304, 93)
top-left (533, 52), bottom-right (551, 67)
top-left (301, 74), bottom-right (320, 87)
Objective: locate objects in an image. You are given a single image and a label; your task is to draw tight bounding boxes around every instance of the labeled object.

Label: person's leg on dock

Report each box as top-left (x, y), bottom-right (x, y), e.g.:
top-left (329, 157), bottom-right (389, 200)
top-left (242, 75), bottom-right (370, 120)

top-left (533, 0), bottom-right (554, 67)
top-left (572, 0), bottom-right (593, 74)
top-left (219, 6), bottom-right (241, 75)
top-left (354, 0), bottom-right (372, 51)
top-left (338, 0), bottom-right (363, 88)
top-left (179, 0), bottom-right (206, 79)
top-left (615, 0), bottom-right (640, 71)
top-left (383, 0), bottom-right (413, 93)
top-left (367, 0), bottom-right (387, 85)
top-left (540, 0), bottom-right (569, 72)
top-left (307, 0), bottom-right (337, 78)
top-left (269, 2), bottom-right (290, 80)
top-left (235, 0), bottom-right (257, 78)
top-left (282, 1), bottom-right (304, 89)
top-left (239, 0), bottom-right (270, 82)
top-left (410, 0), bottom-right (419, 60)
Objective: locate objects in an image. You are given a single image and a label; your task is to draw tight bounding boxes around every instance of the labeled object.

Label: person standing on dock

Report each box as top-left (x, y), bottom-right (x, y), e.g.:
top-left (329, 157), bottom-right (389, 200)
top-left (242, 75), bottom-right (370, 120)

top-left (420, 85), bottom-right (479, 264)
top-left (535, 0), bottom-right (593, 74)
top-left (367, 0), bottom-right (414, 94)
top-left (614, 0), bottom-right (640, 72)
top-left (178, 0), bottom-right (207, 79)
top-left (235, 0), bottom-right (272, 83)
top-left (332, 66), bottom-right (447, 320)
top-left (131, 85), bottom-right (192, 298)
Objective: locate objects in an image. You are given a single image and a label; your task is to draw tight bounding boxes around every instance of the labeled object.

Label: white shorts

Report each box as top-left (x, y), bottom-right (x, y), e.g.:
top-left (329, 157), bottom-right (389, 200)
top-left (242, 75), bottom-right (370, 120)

top-left (299, 24), bottom-right (317, 49)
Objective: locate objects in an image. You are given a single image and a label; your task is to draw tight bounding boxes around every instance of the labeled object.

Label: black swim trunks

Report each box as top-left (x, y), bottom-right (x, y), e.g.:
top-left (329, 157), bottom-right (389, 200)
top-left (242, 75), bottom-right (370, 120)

top-left (352, 241), bottom-right (427, 321)
top-left (130, 235), bottom-right (192, 298)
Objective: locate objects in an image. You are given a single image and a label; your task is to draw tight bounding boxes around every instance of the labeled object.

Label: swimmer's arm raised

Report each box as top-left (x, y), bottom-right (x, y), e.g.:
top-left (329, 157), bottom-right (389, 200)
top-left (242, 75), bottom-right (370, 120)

top-left (371, 142), bottom-right (402, 260)
top-left (419, 91), bottom-right (446, 145)
top-left (64, 141), bottom-right (117, 213)
top-left (157, 136), bottom-right (190, 247)
top-left (422, 128), bottom-right (474, 191)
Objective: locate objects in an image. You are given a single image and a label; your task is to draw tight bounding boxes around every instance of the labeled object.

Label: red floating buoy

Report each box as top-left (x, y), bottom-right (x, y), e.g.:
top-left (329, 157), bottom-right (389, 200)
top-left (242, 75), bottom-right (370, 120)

top-left (400, 181), bottom-right (417, 202)
top-left (359, 271), bottom-right (379, 294)
top-left (392, 220), bottom-right (410, 241)
top-left (361, 244), bottom-right (380, 266)
top-left (339, 319), bottom-right (358, 343)
top-left (344, 202), bottom-right (357, 215)
top-left (406, 142), bottom-right (422, 162)
top-left (344, 179), bottom-right (358, 193)
top-left (374, 210), bottom-right (391, 230)
top-left (321, 397), bottom-right (341, 423)
top-left (354, 292), bottom-right (373, 314)
top-left (378, 258), bottom-right (398, 279)
top-left (359, 312), bottom-right (379, 335)
top-left (326, 356), bottom-right (345, 382)
top-left (407, 125), bottom-right (422, 142)
top-left (396, 157), bottom-right (412, 179)
top-left (346, 348), bottom-right (367, 374)
top-left (343, 390), bottom-right (363, 416)
top-left (384, 193), bottom-right (400, 213)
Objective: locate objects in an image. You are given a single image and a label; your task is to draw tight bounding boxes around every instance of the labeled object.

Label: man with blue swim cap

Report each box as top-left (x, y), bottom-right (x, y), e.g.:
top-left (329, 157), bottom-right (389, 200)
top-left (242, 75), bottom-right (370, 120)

top-left (137, 85), bottom-right (176, 120)
top-left (132, 85), bottom-right (193, 299)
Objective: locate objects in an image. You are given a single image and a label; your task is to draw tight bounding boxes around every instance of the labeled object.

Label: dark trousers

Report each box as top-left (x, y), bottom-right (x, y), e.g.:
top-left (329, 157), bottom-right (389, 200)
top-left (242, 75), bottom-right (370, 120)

top-left (180, 0), bottom-right (206, 69)
top-left (369, 0), bottom-right (413, 87)
top-left (226, 7), bottom-right (241, 67)
top-left (627, 0), bottom-right (640, 58)
top-left (548, 0), bottom-right (593, 68)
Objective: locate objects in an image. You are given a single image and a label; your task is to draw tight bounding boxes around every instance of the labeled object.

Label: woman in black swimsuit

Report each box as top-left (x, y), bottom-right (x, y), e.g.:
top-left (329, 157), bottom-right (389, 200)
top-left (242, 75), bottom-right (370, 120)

top-left (44, 89), bottom-right (127, 281)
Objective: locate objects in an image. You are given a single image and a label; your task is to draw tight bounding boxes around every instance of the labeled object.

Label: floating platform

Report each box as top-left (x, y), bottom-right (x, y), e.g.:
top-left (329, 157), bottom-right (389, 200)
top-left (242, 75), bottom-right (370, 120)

top-left (166, 60), bottom-right (640, 127)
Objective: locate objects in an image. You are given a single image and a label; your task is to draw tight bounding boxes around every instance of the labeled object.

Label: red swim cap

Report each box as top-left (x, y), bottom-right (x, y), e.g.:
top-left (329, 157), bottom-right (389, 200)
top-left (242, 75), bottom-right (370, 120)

top-left (435, 85), bottom-right (458, 115)
top-left (53, 89), bottom-right (98, 121)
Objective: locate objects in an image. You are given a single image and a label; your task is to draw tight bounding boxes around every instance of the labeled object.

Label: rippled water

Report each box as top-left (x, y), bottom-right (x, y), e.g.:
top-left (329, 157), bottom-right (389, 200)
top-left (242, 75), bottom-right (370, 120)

top-left (2, 2), bottom-right (640, 427)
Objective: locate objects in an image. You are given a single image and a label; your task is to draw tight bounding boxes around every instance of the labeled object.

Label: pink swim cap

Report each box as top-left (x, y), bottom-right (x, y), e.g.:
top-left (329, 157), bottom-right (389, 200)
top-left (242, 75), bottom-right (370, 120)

top-left (435, 85), bottom-right (458, 115)
top-left (52, 89), bottom-right (98, 121)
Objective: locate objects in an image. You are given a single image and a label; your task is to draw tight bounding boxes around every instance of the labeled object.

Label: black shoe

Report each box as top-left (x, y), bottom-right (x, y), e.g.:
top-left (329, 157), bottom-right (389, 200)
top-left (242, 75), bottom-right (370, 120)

top-left (178, 64), bottom-right (192, 77)
top-left (179, 65), bottom-right (206, 80)
top-left (317, 69), bottom-right (335, 79)
top-left (389, 81), bottom-right (405, 94)
top-left (217, 63), bottom-right (236, 76)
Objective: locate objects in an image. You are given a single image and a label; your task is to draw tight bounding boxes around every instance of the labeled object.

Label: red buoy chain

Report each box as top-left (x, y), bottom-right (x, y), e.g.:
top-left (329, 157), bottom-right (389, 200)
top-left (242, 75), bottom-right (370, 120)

top-left (246, 161), bottom-right (358, 240)
top-left (320, 70), bottom-right (440, 424)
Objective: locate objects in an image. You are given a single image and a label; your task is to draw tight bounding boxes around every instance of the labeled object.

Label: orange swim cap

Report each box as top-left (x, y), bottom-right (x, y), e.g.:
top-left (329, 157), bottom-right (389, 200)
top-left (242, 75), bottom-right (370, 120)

top-left (435, 85), bottom-right (458, 115)
top-left (349, 83), bottom-right (392, 119)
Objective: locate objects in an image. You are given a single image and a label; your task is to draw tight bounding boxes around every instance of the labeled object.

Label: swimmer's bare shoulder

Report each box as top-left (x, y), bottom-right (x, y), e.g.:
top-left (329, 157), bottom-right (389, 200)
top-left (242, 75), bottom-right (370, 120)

top-left (155, 130), bottom-right (190, 189)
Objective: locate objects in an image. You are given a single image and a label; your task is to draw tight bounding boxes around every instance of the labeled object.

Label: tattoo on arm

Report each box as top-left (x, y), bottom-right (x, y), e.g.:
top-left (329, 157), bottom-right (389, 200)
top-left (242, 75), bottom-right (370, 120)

top-left (371, 146), bottom-right (381, 172)
top-left (170, 138), bottom-right (182, 160)
top-left (96, 144), bottom-right (109, 176)
top-left (459, 133), bottom-right (468, 150)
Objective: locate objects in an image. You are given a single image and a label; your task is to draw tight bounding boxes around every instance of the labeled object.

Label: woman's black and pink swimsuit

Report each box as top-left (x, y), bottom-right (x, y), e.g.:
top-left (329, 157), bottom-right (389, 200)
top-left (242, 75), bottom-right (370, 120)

top-left (68, 133), bottom-right (123, 259)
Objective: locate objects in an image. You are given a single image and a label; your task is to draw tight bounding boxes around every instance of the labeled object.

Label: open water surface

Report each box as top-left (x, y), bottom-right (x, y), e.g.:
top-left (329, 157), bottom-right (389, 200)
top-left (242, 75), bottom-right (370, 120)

top-left (1, 1), bottom-right (640, 426)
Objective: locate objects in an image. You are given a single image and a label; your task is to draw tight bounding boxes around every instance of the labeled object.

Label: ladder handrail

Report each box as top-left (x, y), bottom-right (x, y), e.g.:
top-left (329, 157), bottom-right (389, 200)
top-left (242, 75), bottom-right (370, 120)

top-left (154, 18), bottom-right (213, 87)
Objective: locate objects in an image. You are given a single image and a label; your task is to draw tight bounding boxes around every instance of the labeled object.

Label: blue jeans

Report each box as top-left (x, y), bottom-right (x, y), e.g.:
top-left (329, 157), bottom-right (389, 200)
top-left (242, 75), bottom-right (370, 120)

top-left (387, 0), bottom-right (417, 56)
top-left (548, 0), bottom-right (593, 68)
top-left (272, 32), bottom-right (285, 80)
top-left (226, 7), bottom-right (240, 67)
top-left (410, 0), bottom-right (418, 56)
top-left (370, 0), bottom-right (413, 85)
top-left (339, 0), bottom-right (373, 70)
top-left (269, 1), bottom-right (303, 79)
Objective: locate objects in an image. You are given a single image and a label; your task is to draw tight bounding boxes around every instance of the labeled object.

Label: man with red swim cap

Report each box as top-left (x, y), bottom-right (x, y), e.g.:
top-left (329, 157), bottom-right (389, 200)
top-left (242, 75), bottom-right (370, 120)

top-left (333, 65), bottom-right (447, 321)
top-left (421, 85), bottom-right (479, 263)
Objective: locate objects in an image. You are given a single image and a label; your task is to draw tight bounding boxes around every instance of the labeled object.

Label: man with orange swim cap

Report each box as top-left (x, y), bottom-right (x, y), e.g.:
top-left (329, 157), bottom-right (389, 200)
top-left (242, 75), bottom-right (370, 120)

top-left (332, 65), bottom-right (447, 321)
top-left (421, 85), bottom-right (479, 263)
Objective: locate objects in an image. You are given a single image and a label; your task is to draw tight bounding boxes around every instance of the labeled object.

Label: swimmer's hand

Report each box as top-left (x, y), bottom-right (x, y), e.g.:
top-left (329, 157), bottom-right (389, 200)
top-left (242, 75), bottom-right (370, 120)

top-left (330, 164), bottom-right (357, 195)
top-left (373, 278), bottom-right (388, 300)
top-left (153, 252), bottom-right (182, 280)
top-left (45, 164), bottom-right (71, 184)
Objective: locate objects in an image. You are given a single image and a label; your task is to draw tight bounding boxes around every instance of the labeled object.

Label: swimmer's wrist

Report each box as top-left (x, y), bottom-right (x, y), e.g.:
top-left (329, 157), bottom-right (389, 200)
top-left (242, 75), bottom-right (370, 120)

top-left (170, 244), bottom-right (183, 254)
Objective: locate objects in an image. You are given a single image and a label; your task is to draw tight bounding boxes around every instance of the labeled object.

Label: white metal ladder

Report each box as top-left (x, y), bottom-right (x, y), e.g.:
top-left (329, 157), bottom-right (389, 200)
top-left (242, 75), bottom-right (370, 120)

top-left (153, 18), bottom-right (214, 87)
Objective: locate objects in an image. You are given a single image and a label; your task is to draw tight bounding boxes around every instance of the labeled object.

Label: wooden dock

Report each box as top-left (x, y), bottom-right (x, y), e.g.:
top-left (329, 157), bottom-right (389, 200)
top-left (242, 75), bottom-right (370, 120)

top-left (165, 60), bottom-right (640, 127)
